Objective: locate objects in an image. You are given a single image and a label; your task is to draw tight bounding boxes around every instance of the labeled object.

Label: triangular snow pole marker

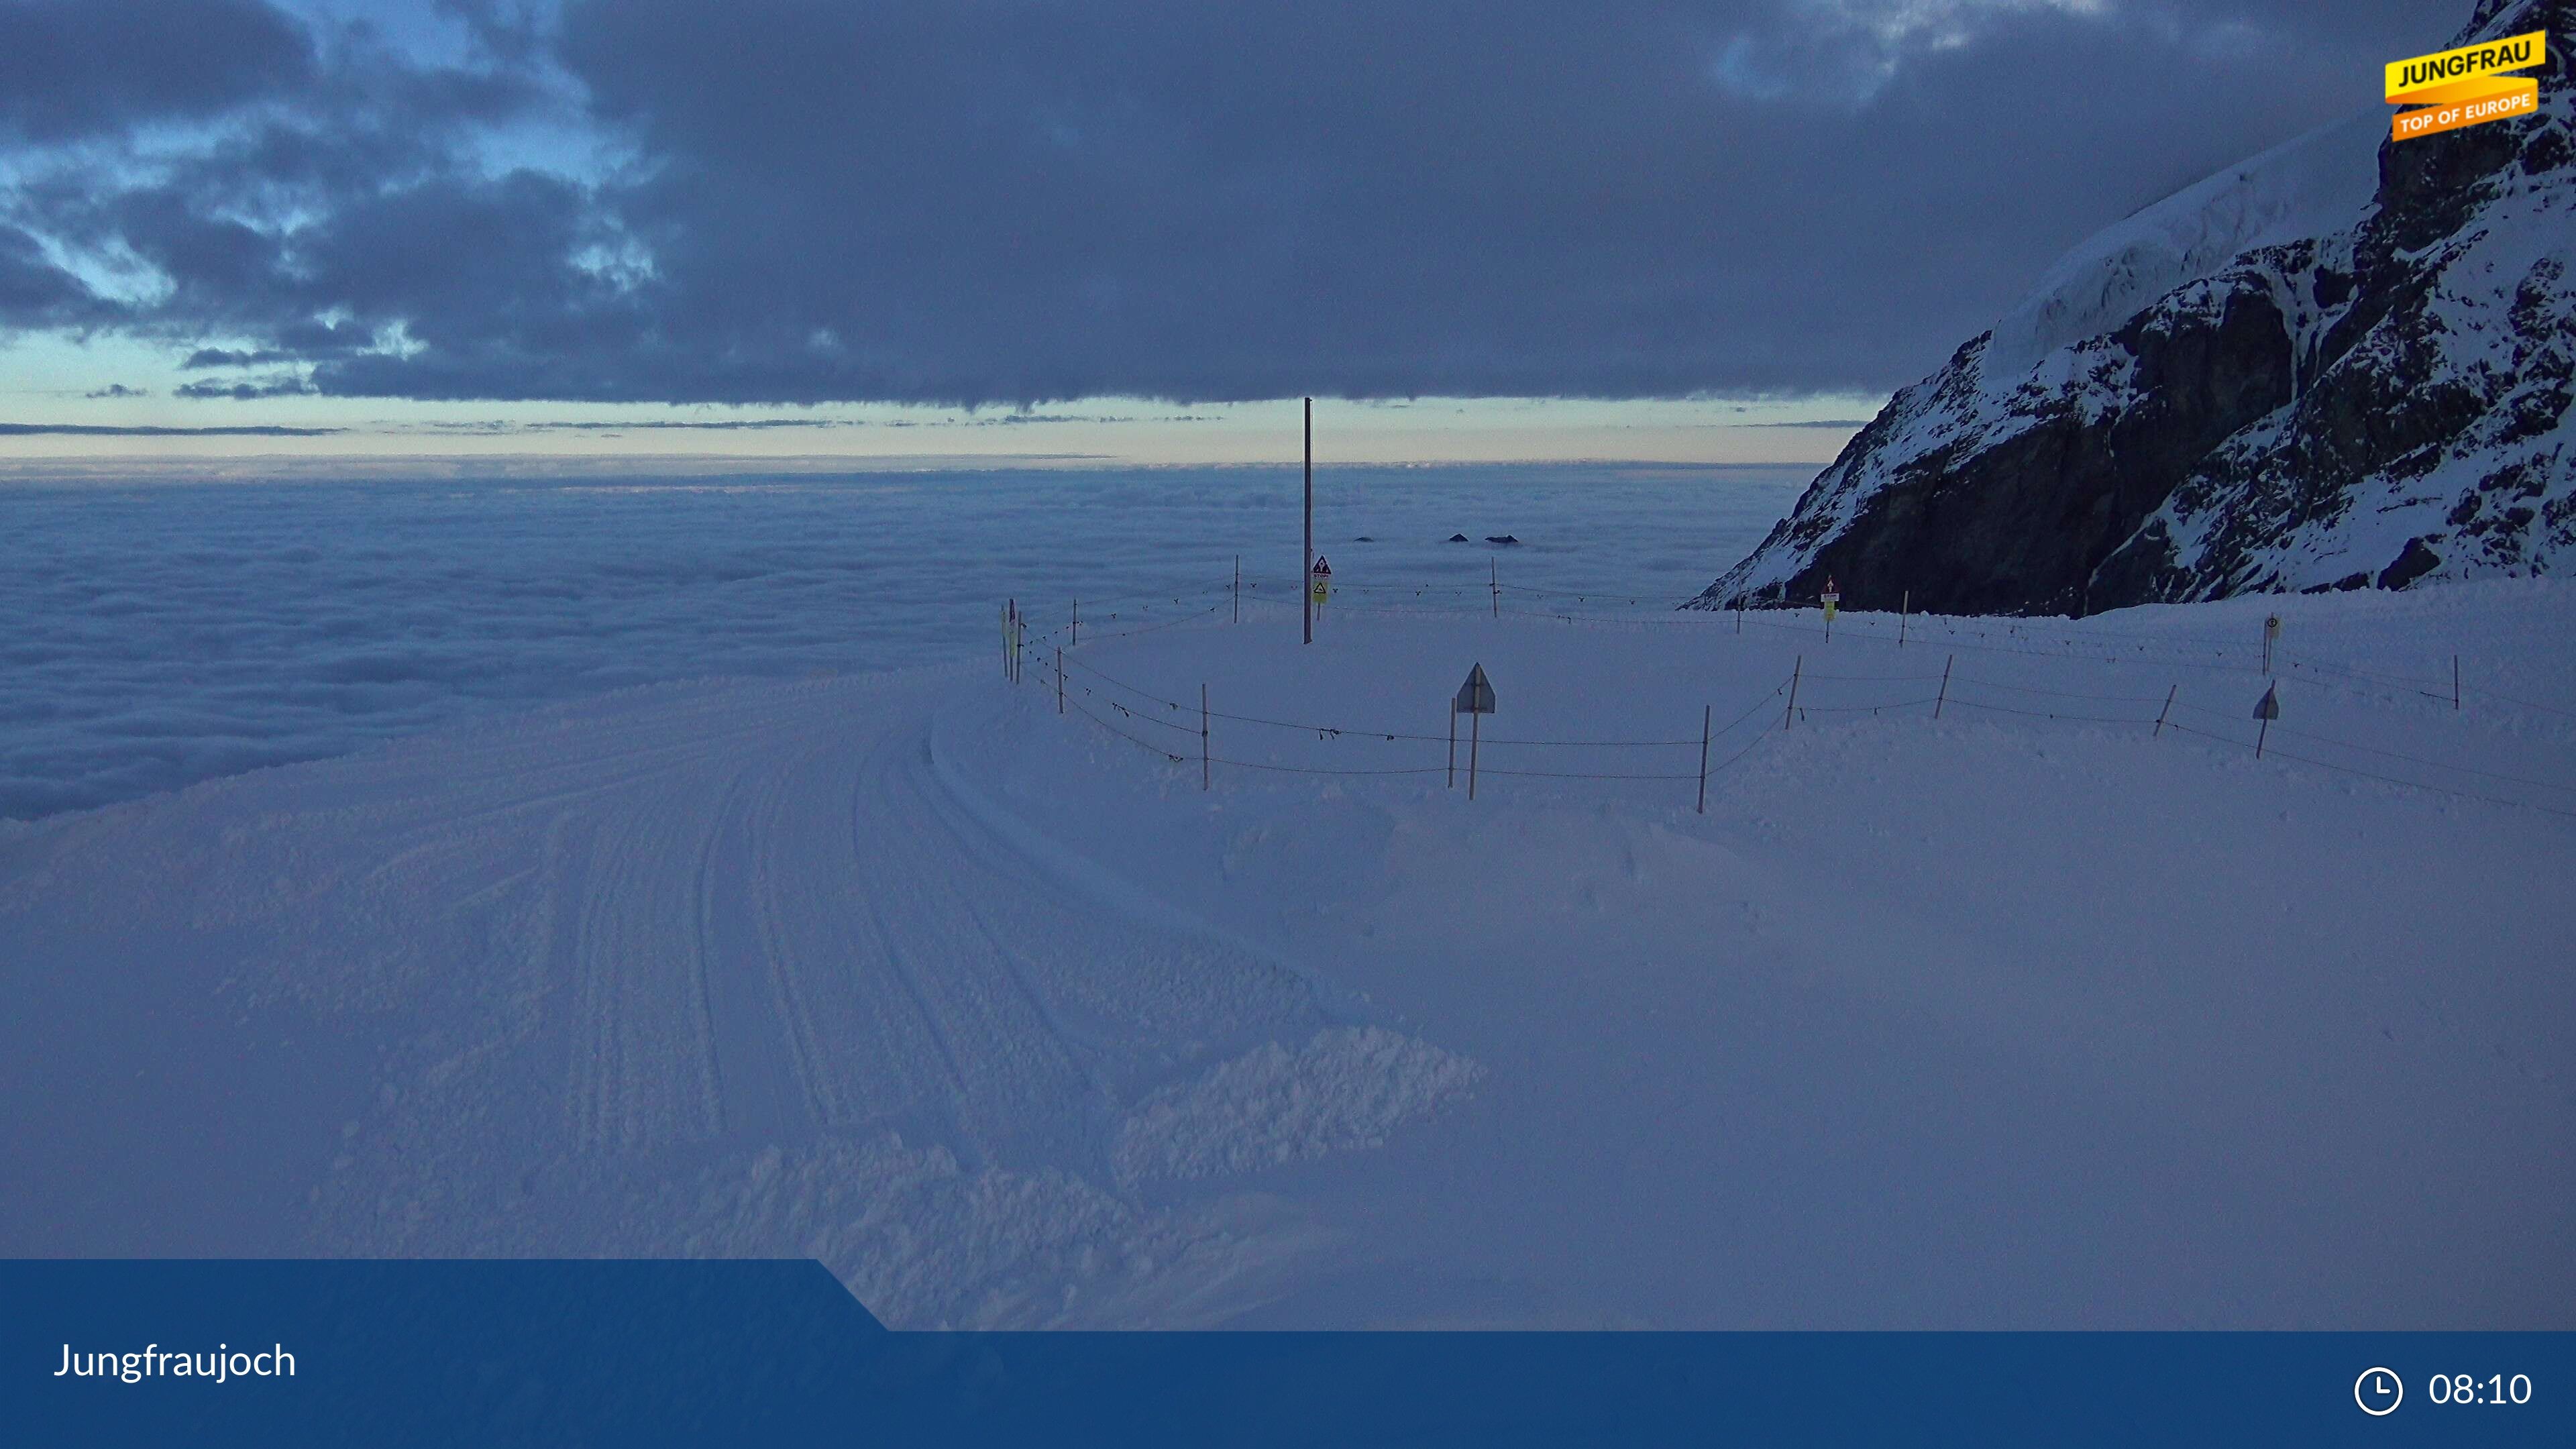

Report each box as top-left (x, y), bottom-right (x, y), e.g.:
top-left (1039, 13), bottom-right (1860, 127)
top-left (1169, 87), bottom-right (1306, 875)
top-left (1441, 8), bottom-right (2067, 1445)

top-left (1452, 664), bottom-right (1495, 801)
top-left (1453, 663), bottom-right (1495, 714)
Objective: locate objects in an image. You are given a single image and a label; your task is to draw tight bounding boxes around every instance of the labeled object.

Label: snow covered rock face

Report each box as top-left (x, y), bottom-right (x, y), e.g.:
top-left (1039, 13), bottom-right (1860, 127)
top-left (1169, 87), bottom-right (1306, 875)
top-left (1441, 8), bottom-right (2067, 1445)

top-left (1698, 0), bottom-right (2576, 616)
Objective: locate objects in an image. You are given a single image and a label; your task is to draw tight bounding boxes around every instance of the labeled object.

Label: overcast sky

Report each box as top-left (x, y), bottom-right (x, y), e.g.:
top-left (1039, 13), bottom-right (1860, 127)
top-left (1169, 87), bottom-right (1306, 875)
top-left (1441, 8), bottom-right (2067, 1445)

top-left (0, 0), bottom-right (2442, 464)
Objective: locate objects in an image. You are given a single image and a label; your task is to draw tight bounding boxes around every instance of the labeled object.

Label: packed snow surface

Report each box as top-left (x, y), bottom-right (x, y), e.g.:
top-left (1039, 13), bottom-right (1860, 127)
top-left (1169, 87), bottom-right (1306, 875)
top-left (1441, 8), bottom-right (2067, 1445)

top-left (4, 579), bottom-right (2571, 1328)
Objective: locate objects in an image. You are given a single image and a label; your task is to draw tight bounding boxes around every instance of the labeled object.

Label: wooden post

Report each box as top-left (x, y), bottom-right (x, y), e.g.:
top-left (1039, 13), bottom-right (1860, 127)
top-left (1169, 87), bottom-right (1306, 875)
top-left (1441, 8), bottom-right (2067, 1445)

top-left (2153, 683), bottom-right (2175, 737)
top-left (1447, 706), bottom-right (1457, 789)
top-left (1072, 598), bottom-right (1079, 648)
top-left (1201, 684), bottom-right (1211, 791)
top-left (1303, 397), bottom-right (1313, 646)
top-left (2453, 654), bottom-right (2461, 710)
top-left (1056, 647), bottom-right (1065, 714)
top-left (1696, 704), bottom-right (1711, 814)
top-left (1007, 599), bottom-right (1018, 682)
top-left (1490, 559), bottom-right (1499, 619)
top-left (1784, 655), bottom-right (1802, 729)
top-left (1899, 590), bottom-right (1909, 648)
top-left (1468, 709), bottom-right (1481, 800)
top-left (1934, 654), bottom-right (1952, 719)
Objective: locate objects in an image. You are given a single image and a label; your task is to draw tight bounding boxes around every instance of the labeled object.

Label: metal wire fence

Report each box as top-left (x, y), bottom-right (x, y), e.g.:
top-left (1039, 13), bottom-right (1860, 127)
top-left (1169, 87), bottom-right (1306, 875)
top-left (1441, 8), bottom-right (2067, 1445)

top-left (992, 576), bottom-right (2576, 822)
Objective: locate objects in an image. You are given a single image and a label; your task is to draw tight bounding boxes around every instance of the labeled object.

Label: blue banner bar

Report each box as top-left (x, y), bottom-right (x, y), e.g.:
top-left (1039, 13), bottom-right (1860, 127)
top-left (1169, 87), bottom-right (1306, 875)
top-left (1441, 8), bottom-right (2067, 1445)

top-left (7, 1261), bottom-right (2567, 1446)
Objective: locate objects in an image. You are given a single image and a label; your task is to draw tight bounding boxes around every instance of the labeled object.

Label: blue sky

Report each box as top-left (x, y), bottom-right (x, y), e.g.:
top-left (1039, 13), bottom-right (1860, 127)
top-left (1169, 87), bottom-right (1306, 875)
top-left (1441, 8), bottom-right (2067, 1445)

top-left (0, 0), bottom-right (2443, 465)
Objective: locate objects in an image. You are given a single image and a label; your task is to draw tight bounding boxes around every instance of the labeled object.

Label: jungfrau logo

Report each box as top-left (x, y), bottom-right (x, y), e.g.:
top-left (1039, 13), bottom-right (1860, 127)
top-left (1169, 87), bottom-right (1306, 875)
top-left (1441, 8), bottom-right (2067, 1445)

top-left (2386, 30), bottom-right (2548, 142)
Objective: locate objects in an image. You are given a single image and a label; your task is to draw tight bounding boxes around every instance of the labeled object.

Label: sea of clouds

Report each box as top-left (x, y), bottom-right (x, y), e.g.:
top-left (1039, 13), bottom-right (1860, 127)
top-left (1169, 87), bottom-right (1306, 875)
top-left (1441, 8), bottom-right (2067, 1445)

top-left (2, 464), bottom-right (1799, 818)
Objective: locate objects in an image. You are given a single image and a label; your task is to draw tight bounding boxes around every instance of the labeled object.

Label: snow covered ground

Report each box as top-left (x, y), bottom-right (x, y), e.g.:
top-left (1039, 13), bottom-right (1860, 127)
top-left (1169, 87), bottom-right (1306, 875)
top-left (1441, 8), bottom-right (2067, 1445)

top-left (4, 576), bottom-right (2571, 1328)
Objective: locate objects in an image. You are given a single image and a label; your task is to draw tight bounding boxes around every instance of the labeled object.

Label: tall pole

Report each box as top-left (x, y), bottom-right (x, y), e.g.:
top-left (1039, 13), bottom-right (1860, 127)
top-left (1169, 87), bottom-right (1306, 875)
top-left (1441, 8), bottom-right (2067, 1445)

top-left (1696, 704), bottom-right (1711, 814)
top-left (1303, 396), bottom-right (1313, 646)
top-left (1468, 710), bottom-right (1481, 800)
top-left (1201, 684), bottom-right (1211, 791)
top-left (1448, 706), bottom-right (1457, 789)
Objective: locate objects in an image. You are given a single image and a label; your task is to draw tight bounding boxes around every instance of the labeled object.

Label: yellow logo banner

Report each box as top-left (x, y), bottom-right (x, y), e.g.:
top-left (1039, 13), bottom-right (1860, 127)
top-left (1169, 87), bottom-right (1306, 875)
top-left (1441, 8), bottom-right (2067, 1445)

top-left (2385, 30), bottom-right (2547, 142)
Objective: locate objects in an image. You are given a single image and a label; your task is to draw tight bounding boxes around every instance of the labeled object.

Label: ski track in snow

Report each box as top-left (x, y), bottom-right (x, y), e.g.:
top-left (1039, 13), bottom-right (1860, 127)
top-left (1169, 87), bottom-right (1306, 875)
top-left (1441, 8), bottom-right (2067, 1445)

top-left (0, 665), bottom-right (1477, 1328)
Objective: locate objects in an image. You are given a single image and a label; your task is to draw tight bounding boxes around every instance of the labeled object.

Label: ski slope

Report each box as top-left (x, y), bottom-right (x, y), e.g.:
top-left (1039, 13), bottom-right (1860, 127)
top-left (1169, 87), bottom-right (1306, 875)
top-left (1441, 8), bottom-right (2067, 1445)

top-left (4, 580), bottom-right (2572, 1328)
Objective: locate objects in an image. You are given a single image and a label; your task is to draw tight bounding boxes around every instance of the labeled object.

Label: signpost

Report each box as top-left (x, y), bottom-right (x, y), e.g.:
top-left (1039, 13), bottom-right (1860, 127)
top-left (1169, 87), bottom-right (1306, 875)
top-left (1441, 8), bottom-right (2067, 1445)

top-left (2262, 614), bottom-right (2280, 674)
top-left (1821, 576), bottom-right (1840, 641)
top-left (1454, 663), bottom-right (1495, 800)
top-left (1303, 397), bottom-right (1313, 646)
top-left (1309, 555), bottom-right (1332, 625)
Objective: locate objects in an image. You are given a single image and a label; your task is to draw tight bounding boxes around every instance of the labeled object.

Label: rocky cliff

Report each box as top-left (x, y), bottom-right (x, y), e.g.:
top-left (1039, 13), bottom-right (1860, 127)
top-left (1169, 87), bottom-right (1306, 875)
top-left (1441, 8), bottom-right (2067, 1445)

top-left (1696, 0), bottom-right (2575, 616)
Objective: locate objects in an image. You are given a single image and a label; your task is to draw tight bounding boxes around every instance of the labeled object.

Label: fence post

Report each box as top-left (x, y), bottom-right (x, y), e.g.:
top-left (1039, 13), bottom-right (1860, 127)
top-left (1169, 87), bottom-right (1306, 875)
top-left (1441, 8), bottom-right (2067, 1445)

top-left (1899, 590), bottom-right (1909, 648)
top-left (2153, 684), bottom-right (2175, 737)
top-left (1784, 655), bottom-right (1802, 729)
top-left (1735, 598), bottom-right (1742, 635)
top-left (1490, 559), bottom-right (1499, 619)
top-left (1072, 598), bottom-right (1079, 648)
top-left (1057, 647), bottom-right (1065, 714)
top-left (1934, 654), bottom-right (1952, 719)
top-left (1468, 709), bottom-right (1481, 800)
top-left (1201, 684), bottom-right (1211, 791)
top-left (2453, 654), bottom-right (2461, 711)
top-left (1234, 555), bottom-right (1240, 624)
top-left (1447, 706), bottom-right (1457, 789)
top-left (1696, 704), bottom-right (1711, 814)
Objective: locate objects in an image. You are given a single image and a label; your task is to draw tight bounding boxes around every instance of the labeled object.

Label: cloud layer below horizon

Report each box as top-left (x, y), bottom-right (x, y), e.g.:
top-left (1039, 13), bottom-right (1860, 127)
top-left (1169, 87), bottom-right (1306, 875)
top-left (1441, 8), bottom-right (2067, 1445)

top-left (0, 0), bottom-right (2440, 410)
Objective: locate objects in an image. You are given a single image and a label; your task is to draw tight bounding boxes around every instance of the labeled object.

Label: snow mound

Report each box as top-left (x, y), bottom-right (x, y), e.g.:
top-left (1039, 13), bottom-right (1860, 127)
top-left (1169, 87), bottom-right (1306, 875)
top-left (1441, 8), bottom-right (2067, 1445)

top-left (1114, 1026), bottom-right (1485, 1187)
top-left (622, 1133), bottom-right (1338, 1330)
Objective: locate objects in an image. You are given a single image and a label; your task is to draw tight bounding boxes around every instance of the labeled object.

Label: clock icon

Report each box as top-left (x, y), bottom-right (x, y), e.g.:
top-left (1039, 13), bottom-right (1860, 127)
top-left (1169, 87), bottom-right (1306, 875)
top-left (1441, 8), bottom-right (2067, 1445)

top-left (2355, 1367), bottom-right (2404, 1416)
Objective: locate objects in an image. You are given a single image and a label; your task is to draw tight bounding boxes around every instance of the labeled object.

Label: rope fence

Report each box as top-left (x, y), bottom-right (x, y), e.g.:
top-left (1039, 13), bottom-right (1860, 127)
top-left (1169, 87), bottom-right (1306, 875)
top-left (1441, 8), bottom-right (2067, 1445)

top-left (991, 574), bottom-right (2576, 822)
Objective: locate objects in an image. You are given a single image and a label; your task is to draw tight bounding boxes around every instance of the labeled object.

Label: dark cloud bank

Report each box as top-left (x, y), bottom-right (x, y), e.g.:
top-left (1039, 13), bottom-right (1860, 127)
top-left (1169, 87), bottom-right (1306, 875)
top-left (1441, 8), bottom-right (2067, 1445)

top-left (0, 0), bottom-right (2438, 407)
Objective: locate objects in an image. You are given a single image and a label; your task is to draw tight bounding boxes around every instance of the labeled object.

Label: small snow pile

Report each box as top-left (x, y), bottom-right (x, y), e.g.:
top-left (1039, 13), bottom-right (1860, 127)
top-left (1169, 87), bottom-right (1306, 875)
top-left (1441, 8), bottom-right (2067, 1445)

top-left (1114, 1026), bottom-right (1485, 1187)
top-left (623, 1133), bottom-right (1333, 1330)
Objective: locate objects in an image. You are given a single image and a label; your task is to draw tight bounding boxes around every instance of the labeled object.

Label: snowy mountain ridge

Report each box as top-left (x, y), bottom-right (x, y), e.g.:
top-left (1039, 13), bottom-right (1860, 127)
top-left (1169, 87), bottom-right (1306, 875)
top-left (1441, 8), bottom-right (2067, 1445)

top-left (1697, 0), bottom-right (2575, 616)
